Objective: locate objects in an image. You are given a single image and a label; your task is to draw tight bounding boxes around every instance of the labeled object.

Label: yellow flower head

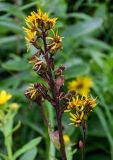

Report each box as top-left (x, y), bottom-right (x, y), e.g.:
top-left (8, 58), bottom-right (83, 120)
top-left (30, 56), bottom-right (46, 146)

top-left (70, 112), bottom-right (84, 126)
top-left (86, 96), bottom-right (96, 109)
top-left (68, 76), bottom-right (93, 96)
top-left (48, 31), bottom-right (62, 53)
top-left (23, 9), bottom-right (57, 45)
top-left (63, 134), bottom-right (70, 144)
top-left (25, 11), bottom-right (38, 30)
top-left (36, 9), bottom-right (57, 29)
top-left (65, 95), bottom-right (85, 112)
top-left (65, 95), bottom-right (96, 126)
top-left (23, 28), bottom-right (36, 43)
top-left (0, 90), bottom-right (12, 105)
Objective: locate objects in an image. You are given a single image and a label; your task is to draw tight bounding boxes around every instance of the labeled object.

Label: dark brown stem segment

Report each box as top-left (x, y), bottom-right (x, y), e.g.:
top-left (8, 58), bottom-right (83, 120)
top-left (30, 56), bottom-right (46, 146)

top-left (42, 30), bottom-right (67, 160)
top-left (56, 107), bottom-right (67, 160)
top-left (81, 122), bottom-right (87, 160)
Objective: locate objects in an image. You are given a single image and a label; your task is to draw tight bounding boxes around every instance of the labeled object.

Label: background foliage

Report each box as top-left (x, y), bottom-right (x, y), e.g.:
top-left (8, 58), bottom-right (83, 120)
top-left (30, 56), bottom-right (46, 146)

top-left (0, 0), bottom-right (113, 159)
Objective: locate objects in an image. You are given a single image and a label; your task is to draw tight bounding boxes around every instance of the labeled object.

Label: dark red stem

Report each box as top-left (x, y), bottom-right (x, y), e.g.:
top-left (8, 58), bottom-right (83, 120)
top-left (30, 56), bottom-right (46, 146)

top-left (56, 107), bottom-right (67, 160)
top-left (42, 30), bottom-right (67, 160)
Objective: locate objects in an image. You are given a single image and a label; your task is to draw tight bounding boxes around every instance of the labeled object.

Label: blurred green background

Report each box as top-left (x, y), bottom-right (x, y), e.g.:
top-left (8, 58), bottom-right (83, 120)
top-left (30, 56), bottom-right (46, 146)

top-left (1, 0), bottom-right (113, 159)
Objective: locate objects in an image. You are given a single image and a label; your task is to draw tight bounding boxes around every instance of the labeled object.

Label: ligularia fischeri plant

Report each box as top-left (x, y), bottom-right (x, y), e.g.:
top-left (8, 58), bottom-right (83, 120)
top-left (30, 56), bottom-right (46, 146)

top-left (23, 9), bottom-right (97, 160)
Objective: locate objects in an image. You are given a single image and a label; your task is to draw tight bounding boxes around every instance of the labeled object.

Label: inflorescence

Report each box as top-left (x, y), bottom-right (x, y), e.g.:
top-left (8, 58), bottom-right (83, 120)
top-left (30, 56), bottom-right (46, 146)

top-left (23, 9), bottom-right (97, 160)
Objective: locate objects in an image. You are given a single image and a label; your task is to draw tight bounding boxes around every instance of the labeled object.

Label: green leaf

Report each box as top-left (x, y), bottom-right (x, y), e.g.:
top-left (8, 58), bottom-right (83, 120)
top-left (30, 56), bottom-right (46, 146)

top-left (20, 147), bottom-right (37, 160)
top-left (93, 84), bottom-right (112, 125)
top-left (20, 116), bottom-right (46, 138)
top-left (95, 107), bottom-right (113, 147)
top-left (20, 2), bottom-right (38, 10)
top-left (86, 49), bottom-right (104, 68)
top-left (0, 2), bottom-right (25, 19)
top-left (13, 137), bottom-right (41, 160)
top-left (66, 12), bottom-right (91, 20)
top-left (0, 36), bottom-right (23, 45)
top-left (0, 20), bottom-right (23, 34)
top-left (0, 153), bottom-right (8, 160)
top-left (1, 56), bottom-right (30, 71)
top-left (63, 18), bottom-right (103, 38)
top-left (45, 101), bottom-right (55, 160)
top-left (64, 64), bottom-right (90, 79)
top-left (66, 146), bottom-right (73, 160)
top-left (82, 37), bottom-right (111, 51)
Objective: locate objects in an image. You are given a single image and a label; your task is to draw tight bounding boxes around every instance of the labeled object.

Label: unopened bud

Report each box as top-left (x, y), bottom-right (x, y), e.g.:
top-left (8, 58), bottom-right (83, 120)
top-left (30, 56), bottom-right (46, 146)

top-left (10, 103), bottom-right (19, 110)
top-left (79, 140), bottom-right (84, 149)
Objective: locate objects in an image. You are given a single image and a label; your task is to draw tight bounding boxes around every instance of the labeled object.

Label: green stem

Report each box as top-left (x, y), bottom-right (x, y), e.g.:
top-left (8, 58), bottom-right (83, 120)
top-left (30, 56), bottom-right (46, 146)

top-left (4, 134), bottom-right (13, 160)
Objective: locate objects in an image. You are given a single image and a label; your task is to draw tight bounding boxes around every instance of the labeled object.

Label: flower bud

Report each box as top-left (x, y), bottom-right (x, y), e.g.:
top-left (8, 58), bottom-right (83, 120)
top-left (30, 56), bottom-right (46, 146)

top-left (55, 64), bottom-right (65, 78)
top-left (24, 84), bottom-right (40, 101)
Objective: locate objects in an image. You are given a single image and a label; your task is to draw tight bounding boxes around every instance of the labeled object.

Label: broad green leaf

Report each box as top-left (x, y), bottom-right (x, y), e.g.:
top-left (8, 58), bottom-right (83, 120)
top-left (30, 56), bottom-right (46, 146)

top-left (64, 64), bottom-right (90, 79)
top-left (66, 146), bottom-right (73, 160)
top-left (0, 21), bottom-right (23, 34)
top-left (20, 147), bottom-right (37, 160)
top-left (1, 56), bottom-right (30, 71)
top-left (20, 2), bottom-right (37, 10)
top-left (66, 12), bottom-right (91, 20)
top-left (82, 37), bottom-right (111, 51)
top-left (19, 116), bottom-right (46, 137)
top-left (45, 101), bottom-right (55, 160)
top-left (94, 4), bottom-right (107, 19)
top-left (95, 107), bottom-right (113, 147)
top-left (63, 18), bottom-right (103, 38)
top-left (86, 49), bottom-right (104, 68)
top-left (13, 137), bottom-right (41, 160)
top-left (93, 84), bottom-right (112, 125)
top-left (0, 2), bottom-right (25, 19)
top-left (0, 36), bottom-right (23, 45)
top-left (0, 153), bottom-right (8, 160)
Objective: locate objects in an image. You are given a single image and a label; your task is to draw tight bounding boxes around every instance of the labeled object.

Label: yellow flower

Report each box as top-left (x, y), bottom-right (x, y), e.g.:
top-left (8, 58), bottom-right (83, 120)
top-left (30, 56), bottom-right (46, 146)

top-left (65, 95), bottom-right (96, 126)
top-left (36, 9), bottom-right (57, 29)
top-left (25, 11), bottom-right (38, 30)
top-left (86, 96), bottom-right (96, 109)
top-left (63, 134), bottom-right (70, 144)
top-left (70, 112), bottom-right (84, 126)
top-left (65, 95), bottom-right (85, 112)
top-left (23, 9), bottom-right (57, 45)
top-left (23, 28), bottom-right (36, 43)
top-left (0, 90), bottom-right (12, 105)
top-left (48, 31), bottom-right (62, 53)
top-left (68, 76), bottom-right (93, 96)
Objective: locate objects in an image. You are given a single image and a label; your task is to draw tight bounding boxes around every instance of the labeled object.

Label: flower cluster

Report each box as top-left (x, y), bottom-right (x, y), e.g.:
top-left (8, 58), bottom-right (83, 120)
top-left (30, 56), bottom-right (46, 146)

top-left (23, 9), bottom-right (61, 52)
top-left (65, 95), bottom-right (96, 126)
top-left (24, 10), bottom-right (63, 105)
top-left (23, 10), bottom-right (97, 160)
top-left (68, 76), bottom-right (93, 96)
top-left (0, 90), bottom-right (19, 127)
top-left (23, 10), bottom-right (73, 159)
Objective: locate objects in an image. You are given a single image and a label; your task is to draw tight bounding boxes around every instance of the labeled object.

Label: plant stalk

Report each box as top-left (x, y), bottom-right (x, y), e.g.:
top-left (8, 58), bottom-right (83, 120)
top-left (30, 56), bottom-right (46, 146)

top-left (81, 122), bottom-right (87, 160)
top-left (5, 135), bottom-right (13, 160)
top-left (42, 30), bottom-right (67, 160)
top-left (56, 107), bottom-right (67, 160)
